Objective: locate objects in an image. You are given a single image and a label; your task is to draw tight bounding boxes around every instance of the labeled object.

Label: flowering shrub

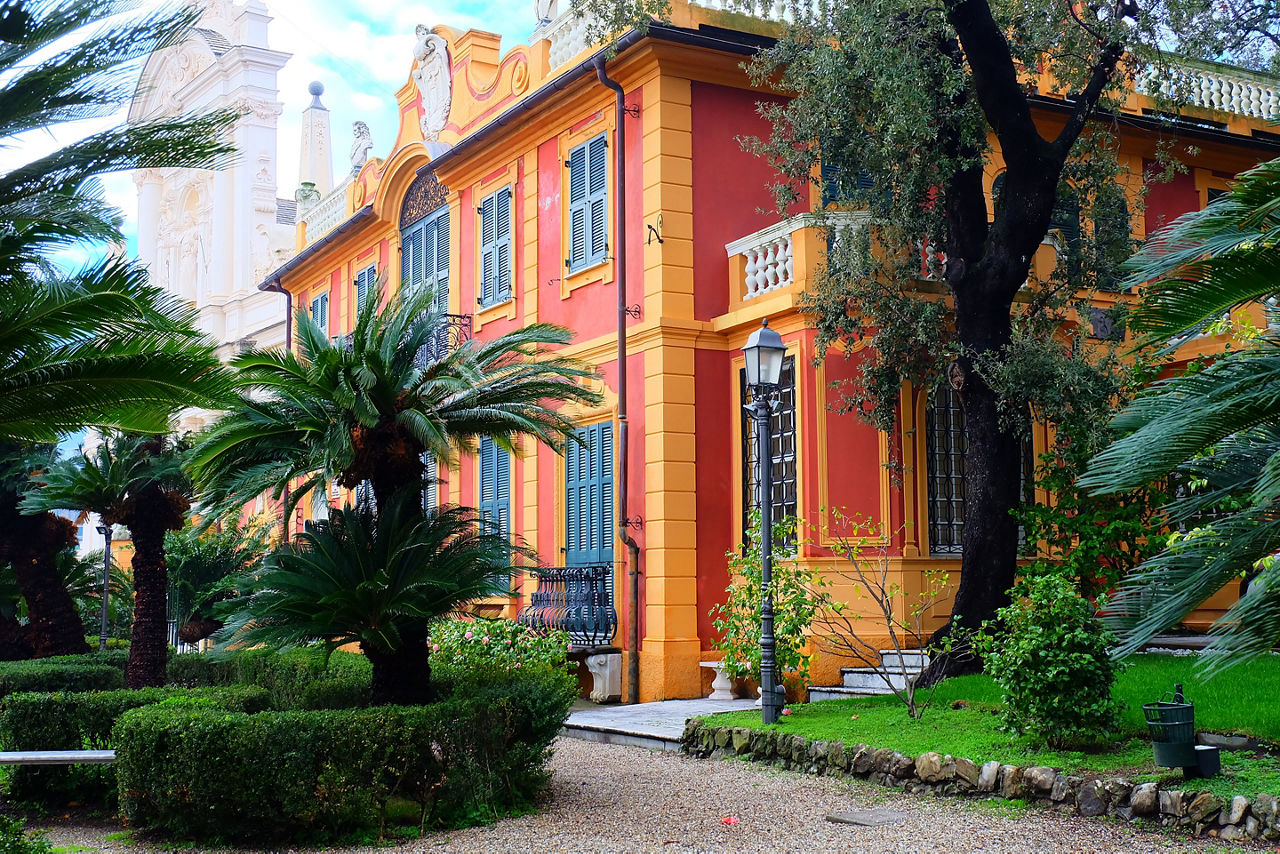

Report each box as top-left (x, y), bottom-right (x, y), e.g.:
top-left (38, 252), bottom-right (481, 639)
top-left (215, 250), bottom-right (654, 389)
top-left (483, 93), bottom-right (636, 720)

top-left (429, 618), bottom-right (573, 681)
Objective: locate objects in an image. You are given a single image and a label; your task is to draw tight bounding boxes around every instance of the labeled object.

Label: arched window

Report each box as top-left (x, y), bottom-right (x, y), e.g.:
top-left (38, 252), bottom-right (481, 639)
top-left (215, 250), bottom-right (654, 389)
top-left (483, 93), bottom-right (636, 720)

top-left (400, 171), bottom-right (449, 313)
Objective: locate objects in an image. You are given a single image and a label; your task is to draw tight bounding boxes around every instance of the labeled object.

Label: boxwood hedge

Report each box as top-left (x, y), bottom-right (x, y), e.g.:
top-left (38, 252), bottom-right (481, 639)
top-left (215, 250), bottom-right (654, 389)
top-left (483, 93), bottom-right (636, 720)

top-left (0, 686), bottom-right (271, 804)
top-left (114, 668), bottom-right (577, 841)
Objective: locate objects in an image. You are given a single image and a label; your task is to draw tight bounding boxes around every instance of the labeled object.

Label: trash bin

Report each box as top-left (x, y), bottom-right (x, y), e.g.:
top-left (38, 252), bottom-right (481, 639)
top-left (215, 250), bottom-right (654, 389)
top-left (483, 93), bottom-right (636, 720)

top-left (1143, 683), bottom-right (1198, 770)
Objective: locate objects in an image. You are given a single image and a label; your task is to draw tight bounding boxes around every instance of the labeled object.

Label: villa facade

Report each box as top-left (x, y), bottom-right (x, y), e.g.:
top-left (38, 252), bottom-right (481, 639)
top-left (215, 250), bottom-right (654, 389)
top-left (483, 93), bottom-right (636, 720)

top-left (259, 1), bottom-right (1280, 701)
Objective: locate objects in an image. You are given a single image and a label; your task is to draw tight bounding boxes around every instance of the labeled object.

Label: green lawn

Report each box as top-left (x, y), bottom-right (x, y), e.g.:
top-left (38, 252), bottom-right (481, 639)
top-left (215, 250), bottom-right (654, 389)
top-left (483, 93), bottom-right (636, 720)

top-left (704, 654), bottom-right (1280, 799)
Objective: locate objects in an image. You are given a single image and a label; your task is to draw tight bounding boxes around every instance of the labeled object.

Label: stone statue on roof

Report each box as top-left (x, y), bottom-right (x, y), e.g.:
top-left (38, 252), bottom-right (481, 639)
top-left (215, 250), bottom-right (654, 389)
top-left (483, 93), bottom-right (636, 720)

top-left (350, 121), bottom-right (373, 176)
top-left (412, 25), bottom-right (451, 142)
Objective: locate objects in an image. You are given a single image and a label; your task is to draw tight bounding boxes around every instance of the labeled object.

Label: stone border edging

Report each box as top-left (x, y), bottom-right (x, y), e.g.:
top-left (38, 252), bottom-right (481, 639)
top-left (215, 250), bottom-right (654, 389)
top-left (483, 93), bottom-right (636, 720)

top-left (680, 720), bottom-right (1278, 843)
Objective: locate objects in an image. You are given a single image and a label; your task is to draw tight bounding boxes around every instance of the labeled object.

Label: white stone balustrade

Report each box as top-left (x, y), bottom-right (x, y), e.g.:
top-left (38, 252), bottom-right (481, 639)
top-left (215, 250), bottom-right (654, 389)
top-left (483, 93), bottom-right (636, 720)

top-left (1137, 62), bottom-right (1280, 120)
top-left (726, 212), bottom-right (866, 301)
top-left (689, 0), bottom-right (794, 21)
top-left (301, 175), bottom-right (352, 245)
top-left (542, 10), bottom-right (595, 70)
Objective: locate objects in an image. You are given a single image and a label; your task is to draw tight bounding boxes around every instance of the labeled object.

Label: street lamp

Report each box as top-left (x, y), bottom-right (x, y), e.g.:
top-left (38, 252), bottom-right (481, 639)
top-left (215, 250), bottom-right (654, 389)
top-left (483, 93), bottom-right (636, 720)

top-left (742, 317), bottom-right (786, 725)
top-left (96, 524), bottom-right (111, 652)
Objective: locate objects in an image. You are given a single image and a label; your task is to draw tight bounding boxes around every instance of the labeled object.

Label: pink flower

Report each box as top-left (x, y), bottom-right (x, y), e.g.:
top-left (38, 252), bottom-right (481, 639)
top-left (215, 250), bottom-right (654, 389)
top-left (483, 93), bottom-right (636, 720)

top-left (505, 640), bottom-right (513, 646)
top-left (464, 631), bottom-right (474, 640)
top-left (781, 708), bottom-right (792, 716)
top-left (482, 636), bottom-right (491, 644)
top-left (720, 816), bottom-right (739, 825)
top-left (431, 644), bottom-right (439, 652)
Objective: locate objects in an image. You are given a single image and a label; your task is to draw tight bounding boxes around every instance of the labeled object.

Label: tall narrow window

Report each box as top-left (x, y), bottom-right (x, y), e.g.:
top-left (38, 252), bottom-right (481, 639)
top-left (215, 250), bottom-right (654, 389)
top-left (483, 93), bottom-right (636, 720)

top-left (479, 186), bottom-right (513, 307)
top-left (422, 454), bottom-right (438, 511)
top-left (402, 205), bottom-right (449, 312)
top-left (565, 422), bottom-right (614, 566)
top-left (740, 355), bottom-right (798, 542)
top-left (925, 385), bottom-right (966, 556)
top-left (354, 264), bottom-right (377, 311)
top-left (309, 292), bottom-right (328, 329)
top-left (479, 437), bottom-right (511, 591)
top-left (566, 134), bottom-right (608, 272)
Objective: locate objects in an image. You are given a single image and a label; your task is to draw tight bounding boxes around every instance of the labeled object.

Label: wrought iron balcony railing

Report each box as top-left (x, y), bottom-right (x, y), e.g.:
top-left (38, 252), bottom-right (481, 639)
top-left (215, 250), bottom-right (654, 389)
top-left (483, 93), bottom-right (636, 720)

top-left (517, 564), bottom-right (617, 647)
top-left (413, 313), bottom-right (473, 367)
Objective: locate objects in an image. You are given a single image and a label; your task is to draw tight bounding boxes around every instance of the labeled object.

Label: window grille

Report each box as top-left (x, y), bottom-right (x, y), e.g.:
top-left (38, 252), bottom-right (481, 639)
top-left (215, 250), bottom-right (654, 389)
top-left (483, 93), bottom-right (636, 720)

top-left (925, 384), bottom-right (966, 556)
top-left (740, 355), bottom-right (798, 543)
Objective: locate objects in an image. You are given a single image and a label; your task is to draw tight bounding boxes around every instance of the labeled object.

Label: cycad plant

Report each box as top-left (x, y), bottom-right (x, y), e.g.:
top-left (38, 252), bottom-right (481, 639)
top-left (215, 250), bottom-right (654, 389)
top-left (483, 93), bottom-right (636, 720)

top-left (1081, 157), bottom-right (1280, 671)
top-left (24, 434), bottom-right (192, 687)
top-left (215, 493), bottom-right (517, 705)
top-left (0, 0), bottom-right (236, 442)
top-left (191, 281), bottom-right (601, 520)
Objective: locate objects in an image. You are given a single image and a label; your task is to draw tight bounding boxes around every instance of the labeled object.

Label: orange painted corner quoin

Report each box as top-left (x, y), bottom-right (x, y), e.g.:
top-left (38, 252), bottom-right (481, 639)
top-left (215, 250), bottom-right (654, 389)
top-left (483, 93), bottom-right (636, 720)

top-left (259, 6), bottom-right (1280, 701)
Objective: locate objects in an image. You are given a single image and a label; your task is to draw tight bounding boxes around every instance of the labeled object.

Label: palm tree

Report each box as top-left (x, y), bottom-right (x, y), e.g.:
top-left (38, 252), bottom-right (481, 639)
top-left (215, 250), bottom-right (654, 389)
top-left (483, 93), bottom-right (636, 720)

top-left (23, 434), bottom-right (192, 687)
top-left (215, 493), bottom-right (517, 705)
top-left (165, 521), bottom-right (264, 644)
top-left (1081, 156), bottom-right (1280, 671)
top-left (0, 443), bottom-right (87, 657)
top-left (0, 0), bottom-right (237, 442)
top-left (191, 281), bottom-right (602, 521)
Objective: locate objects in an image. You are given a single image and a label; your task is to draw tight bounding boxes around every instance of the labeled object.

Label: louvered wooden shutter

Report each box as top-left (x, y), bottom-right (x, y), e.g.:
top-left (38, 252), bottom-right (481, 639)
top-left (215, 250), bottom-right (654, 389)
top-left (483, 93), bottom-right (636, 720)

top-left (565, 422), bottom-right (613, 566)
top-left (429, 208), bottom-right (450, 312)
top-left (587, 135), bottom-right (608, 265)
top-left (310, 293), bottom-right (328, 330)
top-left (495, 187), bottom-right (512, 302)
top-left (567, 143), bottom-right (587, 271)
top-left (480, 193), bottom-right (496, 306)
top-left (401, 223), bottom-right (424, 297)
top-left (355, 265), bottom-right (375, 310)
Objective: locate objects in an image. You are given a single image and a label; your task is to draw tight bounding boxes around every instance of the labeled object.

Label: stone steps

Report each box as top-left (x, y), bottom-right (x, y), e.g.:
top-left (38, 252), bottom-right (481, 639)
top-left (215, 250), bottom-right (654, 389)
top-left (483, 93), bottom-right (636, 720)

top-left (807, 649), bottom-right (928, 702)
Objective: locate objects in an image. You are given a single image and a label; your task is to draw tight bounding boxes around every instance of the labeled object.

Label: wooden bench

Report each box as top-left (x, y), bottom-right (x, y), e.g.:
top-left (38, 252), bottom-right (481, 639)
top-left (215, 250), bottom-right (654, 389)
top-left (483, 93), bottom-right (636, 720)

top-left (0, 750), bottom-right (115, 765)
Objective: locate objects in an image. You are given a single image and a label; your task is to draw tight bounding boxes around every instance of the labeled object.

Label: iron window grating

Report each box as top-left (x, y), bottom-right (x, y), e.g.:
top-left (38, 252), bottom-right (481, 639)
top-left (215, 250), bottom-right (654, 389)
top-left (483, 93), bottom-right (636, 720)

top-left (740, 355), bottom-right (798, 544)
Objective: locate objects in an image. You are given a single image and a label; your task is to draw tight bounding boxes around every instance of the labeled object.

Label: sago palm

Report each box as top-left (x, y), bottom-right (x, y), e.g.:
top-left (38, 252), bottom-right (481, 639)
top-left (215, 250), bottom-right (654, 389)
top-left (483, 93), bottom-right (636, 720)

top-left (191, 281), bottom-right (601, 520)
top-left (1081, 156), bottom-right (1280, 671)
top-left (24, 434), bottom-right (192, 687)
top-left (215, 492), bottom-right (518, 705)
top-left (0, 0), bottom-right (237, 442)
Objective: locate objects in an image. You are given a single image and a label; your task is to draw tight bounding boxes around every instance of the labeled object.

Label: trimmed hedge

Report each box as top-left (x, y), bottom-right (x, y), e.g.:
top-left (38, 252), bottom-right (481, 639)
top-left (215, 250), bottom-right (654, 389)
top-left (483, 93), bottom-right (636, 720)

top-left (115, 669), bottom-right (577, 841)
top-left (0, 686), bottom-right (271, 804)
top-left (0, 663), bottom-right (122, 701)
top-left (167, 648), bottom-right (371, 709)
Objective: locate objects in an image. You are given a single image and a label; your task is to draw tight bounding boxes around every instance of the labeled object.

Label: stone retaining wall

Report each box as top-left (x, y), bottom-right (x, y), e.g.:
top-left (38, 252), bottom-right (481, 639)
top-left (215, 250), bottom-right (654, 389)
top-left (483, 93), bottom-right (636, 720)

top-left (680, 720), bottom-right (1278, 842)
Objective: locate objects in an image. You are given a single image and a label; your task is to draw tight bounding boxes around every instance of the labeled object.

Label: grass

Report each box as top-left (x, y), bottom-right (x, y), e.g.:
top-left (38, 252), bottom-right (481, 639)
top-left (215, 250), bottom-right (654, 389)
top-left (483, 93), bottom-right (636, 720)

top-left (704, 653), bottom-right (1280, 797)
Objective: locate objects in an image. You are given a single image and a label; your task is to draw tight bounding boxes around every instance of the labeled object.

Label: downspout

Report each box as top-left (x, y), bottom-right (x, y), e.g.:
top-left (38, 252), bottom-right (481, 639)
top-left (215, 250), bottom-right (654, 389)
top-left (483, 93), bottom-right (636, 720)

top-left (595, 56), bottom-right (642, 705)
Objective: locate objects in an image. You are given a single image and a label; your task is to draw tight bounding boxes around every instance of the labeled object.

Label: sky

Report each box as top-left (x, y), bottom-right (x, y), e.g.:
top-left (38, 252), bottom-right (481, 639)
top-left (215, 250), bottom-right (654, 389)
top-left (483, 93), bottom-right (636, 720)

top-left (3, 0), bottom-right (536, 265)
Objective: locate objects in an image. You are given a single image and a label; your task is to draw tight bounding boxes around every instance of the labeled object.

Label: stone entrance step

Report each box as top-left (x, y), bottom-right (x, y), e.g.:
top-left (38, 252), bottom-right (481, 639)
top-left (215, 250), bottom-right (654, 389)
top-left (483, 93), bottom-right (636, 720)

top-left (808, 649), bottom-right (928, 702)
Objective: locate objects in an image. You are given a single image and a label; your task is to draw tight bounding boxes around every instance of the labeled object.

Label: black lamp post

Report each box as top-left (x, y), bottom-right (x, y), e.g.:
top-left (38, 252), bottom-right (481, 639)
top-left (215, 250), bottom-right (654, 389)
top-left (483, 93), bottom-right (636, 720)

top-left (96, 524), bottom-right (111, 652)
top-left (742, 317), bottom-right (786, 725)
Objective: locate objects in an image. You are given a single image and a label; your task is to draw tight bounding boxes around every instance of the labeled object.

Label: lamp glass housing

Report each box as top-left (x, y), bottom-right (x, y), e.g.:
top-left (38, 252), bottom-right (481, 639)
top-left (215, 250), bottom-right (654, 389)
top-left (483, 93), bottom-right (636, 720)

top-left (743, 319), bottom-right (785, 387)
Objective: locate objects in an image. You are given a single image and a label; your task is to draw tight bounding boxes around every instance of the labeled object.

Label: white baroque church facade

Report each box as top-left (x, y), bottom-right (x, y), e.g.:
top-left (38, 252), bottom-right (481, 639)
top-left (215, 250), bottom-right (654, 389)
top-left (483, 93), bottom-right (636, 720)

top-left (129, 0), bottom-right (295, 432)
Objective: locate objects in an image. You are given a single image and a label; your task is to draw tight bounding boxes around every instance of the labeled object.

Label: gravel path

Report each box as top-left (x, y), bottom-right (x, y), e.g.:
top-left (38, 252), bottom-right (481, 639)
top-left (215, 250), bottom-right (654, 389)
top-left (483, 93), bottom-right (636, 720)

top-left (33, 738), bottom-right (1240, 853)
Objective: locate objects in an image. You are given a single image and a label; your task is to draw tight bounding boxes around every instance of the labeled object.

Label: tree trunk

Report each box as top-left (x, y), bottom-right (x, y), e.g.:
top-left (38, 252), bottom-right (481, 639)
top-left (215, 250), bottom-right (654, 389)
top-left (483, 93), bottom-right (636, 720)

top-left (124, 486), bottom-right (186, 689)
top-left (923, 277), bottom-right (1025, 683)
top-left (364, 631), bottom-right (432, 706)
top-left (0, 501), bottom-right (88, 658)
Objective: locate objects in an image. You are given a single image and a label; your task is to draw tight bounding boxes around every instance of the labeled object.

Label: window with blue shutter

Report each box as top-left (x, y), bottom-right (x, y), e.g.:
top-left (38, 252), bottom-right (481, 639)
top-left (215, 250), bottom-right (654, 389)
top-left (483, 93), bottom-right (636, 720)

top-left (401, 205), bottom-right (449, 311)
top-left (566, 134), bottom-right (608, 273)
top-left (565, 422), bottom-right (614, 566)
top-left (422, 453), bottom-right (438, 511)
top-left (479, 186), bottom-right (513, 307)
top-left (354, 264), bottom-right (377, 312)
top-left (309, 292), bottom-right (328, 329)
top-left (478, 437), bottom-right (512, 590)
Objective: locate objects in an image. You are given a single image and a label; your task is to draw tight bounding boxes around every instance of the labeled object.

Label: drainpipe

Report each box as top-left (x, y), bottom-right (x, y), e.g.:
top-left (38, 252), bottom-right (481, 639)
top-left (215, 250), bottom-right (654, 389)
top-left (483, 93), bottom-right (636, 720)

top-left (595, 56), bottom-right (642, 705)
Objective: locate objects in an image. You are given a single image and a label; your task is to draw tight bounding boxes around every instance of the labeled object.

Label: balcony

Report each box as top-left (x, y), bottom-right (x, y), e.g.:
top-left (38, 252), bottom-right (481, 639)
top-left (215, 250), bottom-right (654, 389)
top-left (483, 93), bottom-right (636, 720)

top-left (517, 564), bottom-right (617, 647)
top-left (1135, 59), bottom-right (1279, 121)
top-left (412, 313), bottom-right (473, 367)
top-left (724, 211), bottom-right (868, 307)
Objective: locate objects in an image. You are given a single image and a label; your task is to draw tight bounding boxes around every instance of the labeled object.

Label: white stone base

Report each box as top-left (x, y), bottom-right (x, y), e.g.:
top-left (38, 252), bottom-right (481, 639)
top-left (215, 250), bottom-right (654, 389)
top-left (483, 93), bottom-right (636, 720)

top-left (699, 661), bottom-right (734, 700)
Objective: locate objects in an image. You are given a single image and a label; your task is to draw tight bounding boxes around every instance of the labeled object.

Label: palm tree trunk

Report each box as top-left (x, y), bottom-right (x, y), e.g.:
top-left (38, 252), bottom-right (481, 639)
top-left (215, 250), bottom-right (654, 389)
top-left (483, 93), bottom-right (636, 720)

top-left (364, 631), bottom-right (432, 706)
top-left (0, 502), bottom-right (88, 658)
top-left (124, 489), bottom-right (183, 688)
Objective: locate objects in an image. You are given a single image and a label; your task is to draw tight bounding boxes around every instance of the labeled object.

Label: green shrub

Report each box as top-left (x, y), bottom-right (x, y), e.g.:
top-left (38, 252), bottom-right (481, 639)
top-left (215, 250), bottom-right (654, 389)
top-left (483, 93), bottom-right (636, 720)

top-left (0, 817), bottom-right (51, 854)
top-left (114, 667), bottom-right (576, 841)
top-left (975, 574), bottom-right (1123, 748)
top-left (83, 636), bottom-right (129, 651)
top-left (168, 648), bottom-right (371, 709)
top-left (429, 617), bottom-right (572, 683)
top-left (0, 686), bottom-right (270, 805)
top-left (0, 662), bottom-right (122, 701)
